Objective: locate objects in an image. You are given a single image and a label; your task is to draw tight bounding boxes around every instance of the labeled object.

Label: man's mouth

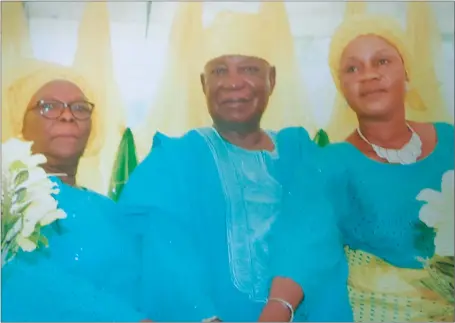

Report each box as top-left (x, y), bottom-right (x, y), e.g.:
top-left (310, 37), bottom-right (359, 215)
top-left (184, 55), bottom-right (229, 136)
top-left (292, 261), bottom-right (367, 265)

top-left (360, 88), bottom-right (387, 97)
top-left (221, 97), bottom-right (250, 105)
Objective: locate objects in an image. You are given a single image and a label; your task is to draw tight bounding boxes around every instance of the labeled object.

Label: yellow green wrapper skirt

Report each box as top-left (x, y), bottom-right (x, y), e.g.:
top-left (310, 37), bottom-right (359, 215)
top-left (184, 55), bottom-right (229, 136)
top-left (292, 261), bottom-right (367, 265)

top-left (346, 248), bottom-right (454, 322)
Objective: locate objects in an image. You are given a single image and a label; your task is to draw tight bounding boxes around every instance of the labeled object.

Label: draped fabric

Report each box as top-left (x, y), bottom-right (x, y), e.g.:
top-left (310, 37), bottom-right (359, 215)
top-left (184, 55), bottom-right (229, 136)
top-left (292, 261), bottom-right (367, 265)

top-left (259, 2), bottom-right (313, 134)
top-left (73, 2), bottom-right (126, 193)
top-left (325, 1), bottom-right (367, 141)
top-left (134, 3), bottom-right (206, 159)
top-left (134, 1), bottom-right (311, 158)
top-left (344, 1), bottom-right (367, 18)
top-left (1, 2), bottom-right (34, 142)
top-left (1, 2), bottom-right (123, 193)
top-left (405, 1), bottom-right (453, 124)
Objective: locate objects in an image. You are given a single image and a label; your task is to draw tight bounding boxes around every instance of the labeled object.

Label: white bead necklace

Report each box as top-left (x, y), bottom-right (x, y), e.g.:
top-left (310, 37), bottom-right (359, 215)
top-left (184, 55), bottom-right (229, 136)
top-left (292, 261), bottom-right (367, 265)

top-left (356, 123), bottom-right (422, 165)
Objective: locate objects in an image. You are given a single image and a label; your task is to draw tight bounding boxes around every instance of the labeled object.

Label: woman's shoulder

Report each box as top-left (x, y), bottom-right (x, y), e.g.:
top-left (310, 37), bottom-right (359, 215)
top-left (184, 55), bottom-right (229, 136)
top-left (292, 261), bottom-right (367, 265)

top-left (411, 121), bottom-right (454, 160)
top-left (433, 121), bottom-right (454, 134)
top-left (410, 121), bottom-right (453, 141)
top-left (82, 188), bottom-right (116, 208)
top-left (433, 121), bottom-right (454, 147)
top-left (316, 140), bottom-right (361, 174)
top-left (55, 181), bottom-right (115, 215)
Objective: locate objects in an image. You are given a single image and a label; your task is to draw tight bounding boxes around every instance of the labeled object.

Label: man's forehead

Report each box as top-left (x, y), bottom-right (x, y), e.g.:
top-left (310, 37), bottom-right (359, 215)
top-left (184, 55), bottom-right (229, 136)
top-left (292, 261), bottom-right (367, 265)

top-left (205, 55), bottom-right (270, 68)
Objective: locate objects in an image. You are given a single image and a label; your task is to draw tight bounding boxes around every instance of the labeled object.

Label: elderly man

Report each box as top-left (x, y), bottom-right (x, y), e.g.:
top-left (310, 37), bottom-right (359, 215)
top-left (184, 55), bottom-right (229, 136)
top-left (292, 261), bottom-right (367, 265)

top-left (118, 11), bottom-right (350, 323)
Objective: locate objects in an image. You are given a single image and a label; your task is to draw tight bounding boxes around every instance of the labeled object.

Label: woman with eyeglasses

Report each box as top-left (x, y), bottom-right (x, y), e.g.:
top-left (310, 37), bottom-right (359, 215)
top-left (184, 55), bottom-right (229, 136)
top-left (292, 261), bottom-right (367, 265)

top-left (1, 63), bottom-right (149, 322)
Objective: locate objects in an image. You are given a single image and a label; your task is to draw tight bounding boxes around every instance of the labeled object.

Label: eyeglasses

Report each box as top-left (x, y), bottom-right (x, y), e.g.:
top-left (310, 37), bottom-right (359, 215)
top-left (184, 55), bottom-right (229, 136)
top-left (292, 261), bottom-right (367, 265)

top-left (35, 99), bottom-right (95, 121)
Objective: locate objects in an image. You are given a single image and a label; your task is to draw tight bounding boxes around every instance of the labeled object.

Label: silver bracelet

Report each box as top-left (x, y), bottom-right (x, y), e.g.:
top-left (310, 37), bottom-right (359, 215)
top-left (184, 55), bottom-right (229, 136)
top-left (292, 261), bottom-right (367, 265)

top-left (202, 316), bottom-right (221, 322)
top-left (268, 297), bottom-right (294, 322)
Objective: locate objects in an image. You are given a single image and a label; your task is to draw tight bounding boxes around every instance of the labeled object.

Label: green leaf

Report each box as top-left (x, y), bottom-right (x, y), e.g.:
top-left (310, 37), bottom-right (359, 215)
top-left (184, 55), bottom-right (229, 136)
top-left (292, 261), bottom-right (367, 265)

top-left (15, 200), bottom-right (32, 216)
top-left (38, 235), bottom-right (49, 248)
top-left (9, 160), bottom-right (27, 172)
top-left (108, 128), bottom-right (139, 202)
top-left (13, 168), bottom-right (29, 187)
top-left (14, 187), bottom-right (28, 205)
top-left (27, 227), bottom-right (48, 248)
top-left (313, 129), bottom-right (330, 147)
top-left (28, 231), bottom-right (41, 244)
top-left (2, 216), bottom-right (22, 244)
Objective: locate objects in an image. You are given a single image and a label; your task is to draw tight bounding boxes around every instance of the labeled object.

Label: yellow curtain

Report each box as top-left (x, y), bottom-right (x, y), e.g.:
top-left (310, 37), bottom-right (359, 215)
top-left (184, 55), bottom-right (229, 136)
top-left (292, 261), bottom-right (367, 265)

top-left (405, 1), bottom-right (452, 124)
top-left (325, 1), bottom-right (367, 142)
top-left (73, 2), bottom-right (126, 193)
top-left (1, 2), bottom-right (34, 141)
top-left (134, 3), bottom-right (206, 159)
top-left (344, 1), bottom-right (367, 18)
top-left (259, 2), bottom-right (313, 134)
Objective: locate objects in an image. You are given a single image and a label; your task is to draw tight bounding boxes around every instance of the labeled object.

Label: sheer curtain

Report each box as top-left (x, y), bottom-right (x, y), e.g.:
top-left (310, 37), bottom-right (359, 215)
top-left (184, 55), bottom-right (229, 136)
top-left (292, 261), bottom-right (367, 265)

top-left (73, 2), bottom-right (127, 193)
top-left (1, 2), bottom-right (34, 141)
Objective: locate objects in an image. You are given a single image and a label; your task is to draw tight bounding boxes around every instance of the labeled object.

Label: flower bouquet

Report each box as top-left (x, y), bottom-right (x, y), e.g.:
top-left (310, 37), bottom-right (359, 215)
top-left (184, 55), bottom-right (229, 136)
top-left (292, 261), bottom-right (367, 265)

top-left (1, 139), bottom-right (67, 267)
top-left (415, 170), bottom-right (454, 314)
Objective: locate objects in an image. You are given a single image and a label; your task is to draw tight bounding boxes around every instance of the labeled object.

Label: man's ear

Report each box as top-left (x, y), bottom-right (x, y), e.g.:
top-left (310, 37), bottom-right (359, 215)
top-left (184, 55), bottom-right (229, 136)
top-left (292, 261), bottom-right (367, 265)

top-left (200, 73), bottom-right (206, 95)
top-left (269, 66), bottom-right (276, 95)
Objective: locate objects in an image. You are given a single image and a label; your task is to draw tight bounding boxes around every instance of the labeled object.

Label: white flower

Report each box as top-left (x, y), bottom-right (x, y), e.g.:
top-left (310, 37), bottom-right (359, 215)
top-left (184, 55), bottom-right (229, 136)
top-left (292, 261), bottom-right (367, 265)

top-left (416, 170), bottom-right (454, 257)
top-left (1, 139), bottom-right (46, 172)
top-left (16, 235), bottom-right (38, 252)
top-left (1, 138), bottom-right (67, 266)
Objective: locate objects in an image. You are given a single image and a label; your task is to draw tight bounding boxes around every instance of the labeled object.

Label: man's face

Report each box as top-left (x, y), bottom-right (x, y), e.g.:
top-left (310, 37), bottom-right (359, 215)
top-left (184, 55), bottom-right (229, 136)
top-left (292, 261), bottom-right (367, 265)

top-left (200, 55), bottom-right (276, 129)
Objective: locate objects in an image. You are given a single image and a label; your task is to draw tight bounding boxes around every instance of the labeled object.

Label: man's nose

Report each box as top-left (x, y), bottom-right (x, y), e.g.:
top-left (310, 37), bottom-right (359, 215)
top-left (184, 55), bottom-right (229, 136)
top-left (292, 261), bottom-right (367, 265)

top-left (221, 71), bottom-right (246, 90)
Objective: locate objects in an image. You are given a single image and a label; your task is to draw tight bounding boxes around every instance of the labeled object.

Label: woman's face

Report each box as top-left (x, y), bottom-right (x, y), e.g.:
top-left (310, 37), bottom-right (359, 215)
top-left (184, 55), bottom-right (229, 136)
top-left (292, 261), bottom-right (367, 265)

top-left (22, 80), bottom-right (92, 162)
top-left (338, 34), bottom-right (407, 120)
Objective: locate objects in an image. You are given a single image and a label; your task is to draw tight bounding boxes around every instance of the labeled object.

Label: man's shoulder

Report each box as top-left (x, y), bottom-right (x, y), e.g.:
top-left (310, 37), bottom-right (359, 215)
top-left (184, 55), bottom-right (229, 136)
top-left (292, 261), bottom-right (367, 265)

top-left (151, 128), bottom-right (210, 151)
top-left (136, 127), bottom-right (213, 173)
top-left (151, 129), bottom-right (200, 149)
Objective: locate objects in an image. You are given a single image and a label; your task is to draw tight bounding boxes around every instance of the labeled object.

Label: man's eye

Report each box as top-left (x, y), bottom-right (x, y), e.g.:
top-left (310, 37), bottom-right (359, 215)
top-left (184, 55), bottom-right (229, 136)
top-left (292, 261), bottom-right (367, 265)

top-left (212, 68), bottom-right (227, 75)
top-left (242, 66), bottom-right (260, 73)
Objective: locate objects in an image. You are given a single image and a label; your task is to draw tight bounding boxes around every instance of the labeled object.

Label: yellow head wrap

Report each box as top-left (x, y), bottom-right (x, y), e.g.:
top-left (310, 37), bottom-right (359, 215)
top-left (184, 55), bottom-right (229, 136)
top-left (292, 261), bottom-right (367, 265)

top-left (202, 11), bottom-right (274, 65)
top-left (5, 61), bottom-right (103, 157)
top-left (328, 13), bottom-right (426, 111)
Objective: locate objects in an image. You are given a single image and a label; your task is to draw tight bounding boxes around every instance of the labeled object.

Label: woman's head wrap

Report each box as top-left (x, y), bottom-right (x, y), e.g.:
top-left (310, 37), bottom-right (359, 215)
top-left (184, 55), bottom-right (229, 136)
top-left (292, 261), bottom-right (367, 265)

top-left (328, 13), bottom-right (425, 111)
top-left (5, 61), bottom-right (104, 157)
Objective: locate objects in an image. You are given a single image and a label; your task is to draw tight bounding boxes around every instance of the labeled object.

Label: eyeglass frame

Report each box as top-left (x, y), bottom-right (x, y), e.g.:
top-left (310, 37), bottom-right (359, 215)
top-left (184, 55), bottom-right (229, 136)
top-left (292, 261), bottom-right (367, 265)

top-left (33, 99), bottom-right (95, 121)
